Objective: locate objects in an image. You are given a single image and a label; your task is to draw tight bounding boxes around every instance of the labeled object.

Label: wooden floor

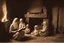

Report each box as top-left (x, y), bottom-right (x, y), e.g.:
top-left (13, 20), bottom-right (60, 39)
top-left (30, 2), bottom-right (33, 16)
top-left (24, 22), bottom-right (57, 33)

top-left (10, 34), bottom-right (64, 42)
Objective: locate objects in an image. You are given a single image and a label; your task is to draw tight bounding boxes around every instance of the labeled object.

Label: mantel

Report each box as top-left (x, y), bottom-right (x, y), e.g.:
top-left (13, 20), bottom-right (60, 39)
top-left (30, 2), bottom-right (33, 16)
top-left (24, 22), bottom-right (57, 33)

top-left (25, 14), bottom-right (47, 18)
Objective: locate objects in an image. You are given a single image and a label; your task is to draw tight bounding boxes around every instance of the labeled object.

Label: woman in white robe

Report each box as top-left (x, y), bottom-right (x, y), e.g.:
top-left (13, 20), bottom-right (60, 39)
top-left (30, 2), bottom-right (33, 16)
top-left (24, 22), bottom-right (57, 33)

top-left (18, 18), bottom-right (25, 31)
top-left (17, 18), bottom-right (25, 39)
top-left (9, 18), bottom-right (19, 39)
top-left (39, 19), bottom-right (48, 36)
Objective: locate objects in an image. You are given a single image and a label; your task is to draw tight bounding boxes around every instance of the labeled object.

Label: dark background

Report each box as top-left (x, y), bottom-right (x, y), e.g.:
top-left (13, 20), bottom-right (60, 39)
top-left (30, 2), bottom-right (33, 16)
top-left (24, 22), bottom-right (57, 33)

top-left (5, 0), bottom-right (64, 22)
top-left (6, 0), bottom-right (33, 23)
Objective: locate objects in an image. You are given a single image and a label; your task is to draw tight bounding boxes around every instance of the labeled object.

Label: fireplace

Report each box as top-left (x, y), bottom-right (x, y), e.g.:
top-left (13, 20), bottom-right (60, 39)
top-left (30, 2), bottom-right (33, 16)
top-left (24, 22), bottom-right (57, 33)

top-left (25, 12), bottom-right (48, 32)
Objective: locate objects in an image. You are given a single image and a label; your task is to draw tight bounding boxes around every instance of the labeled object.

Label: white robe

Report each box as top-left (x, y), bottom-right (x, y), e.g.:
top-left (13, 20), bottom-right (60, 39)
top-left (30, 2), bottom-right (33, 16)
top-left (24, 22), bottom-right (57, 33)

top-left (18, 22), bottom-right (25, 31)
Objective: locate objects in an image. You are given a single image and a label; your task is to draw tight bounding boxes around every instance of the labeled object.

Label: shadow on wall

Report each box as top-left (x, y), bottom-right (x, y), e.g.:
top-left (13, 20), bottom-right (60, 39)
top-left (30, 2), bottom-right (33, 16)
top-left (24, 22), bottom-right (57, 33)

top-left (46, 6), bottom-right (55, 36)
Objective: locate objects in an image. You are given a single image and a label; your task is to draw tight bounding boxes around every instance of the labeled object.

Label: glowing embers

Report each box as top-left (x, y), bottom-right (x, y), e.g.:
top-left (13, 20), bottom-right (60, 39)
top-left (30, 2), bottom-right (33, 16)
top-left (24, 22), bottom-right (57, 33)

top-left (1, 1), bottom-right (8, 22)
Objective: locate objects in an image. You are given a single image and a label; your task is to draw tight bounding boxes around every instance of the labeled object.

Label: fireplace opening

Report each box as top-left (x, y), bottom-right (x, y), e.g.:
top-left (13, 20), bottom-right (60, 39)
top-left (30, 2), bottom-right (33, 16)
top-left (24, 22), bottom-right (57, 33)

top-left (29, 18), bottom-right (43, 32)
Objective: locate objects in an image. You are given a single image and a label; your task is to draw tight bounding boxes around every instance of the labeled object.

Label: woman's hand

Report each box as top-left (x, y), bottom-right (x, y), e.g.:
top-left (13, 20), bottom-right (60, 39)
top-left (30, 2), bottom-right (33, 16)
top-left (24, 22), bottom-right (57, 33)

top-left (13, 32), bottom-right (19, 38)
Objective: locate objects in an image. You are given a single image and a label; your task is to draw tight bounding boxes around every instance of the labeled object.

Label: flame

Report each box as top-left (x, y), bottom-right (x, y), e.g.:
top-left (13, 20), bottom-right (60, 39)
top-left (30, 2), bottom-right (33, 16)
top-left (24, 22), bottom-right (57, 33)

top-left (1, 1), bottom-right (8, 22)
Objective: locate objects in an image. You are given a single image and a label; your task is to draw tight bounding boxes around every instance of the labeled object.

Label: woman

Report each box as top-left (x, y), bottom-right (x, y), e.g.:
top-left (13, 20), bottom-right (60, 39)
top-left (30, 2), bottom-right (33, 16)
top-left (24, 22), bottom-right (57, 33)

top-left (39, 19), bottom-right (48, 36)
top-left (17, 18), bottom-right (25, 39)
top-left (9, 18), bottom-right (19, 39)
top-left (18, 18), bottom-right (25, 31)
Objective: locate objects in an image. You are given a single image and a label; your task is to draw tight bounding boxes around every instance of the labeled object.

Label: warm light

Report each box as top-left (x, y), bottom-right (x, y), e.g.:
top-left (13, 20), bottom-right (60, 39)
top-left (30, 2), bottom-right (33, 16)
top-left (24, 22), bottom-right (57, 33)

top-left (1, 1), bottom-right (8, 22)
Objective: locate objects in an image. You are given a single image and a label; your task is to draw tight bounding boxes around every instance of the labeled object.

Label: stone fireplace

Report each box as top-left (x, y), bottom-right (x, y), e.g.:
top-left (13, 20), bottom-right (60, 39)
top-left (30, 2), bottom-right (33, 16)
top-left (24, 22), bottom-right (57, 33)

top-left (25, 9), bottom-right (48, 32)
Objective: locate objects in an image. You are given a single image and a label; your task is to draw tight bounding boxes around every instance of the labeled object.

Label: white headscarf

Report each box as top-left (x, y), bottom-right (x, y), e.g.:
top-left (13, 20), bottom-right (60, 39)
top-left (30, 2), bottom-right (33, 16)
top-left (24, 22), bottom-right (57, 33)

top-left (9, 18), bottom-right (19, 33)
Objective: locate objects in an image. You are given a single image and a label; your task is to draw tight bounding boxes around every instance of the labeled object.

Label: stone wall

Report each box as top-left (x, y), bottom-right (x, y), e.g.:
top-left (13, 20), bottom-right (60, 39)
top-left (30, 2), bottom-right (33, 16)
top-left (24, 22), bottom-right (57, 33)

top-left (58, 7), bottom-right (64, 33)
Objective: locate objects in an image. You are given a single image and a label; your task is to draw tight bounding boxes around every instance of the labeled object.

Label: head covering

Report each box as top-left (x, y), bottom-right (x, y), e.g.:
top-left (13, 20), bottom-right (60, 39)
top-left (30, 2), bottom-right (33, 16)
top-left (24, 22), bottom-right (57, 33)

top-left (19, 18), bottom-right (25, 29)
top-left (12, 18), bottom-right (18, 24)
top-left (34, 25), bottom-right (38, 28)
top-left (20, 18), bottom-right (23, 22)
top-left (10, 18), bottom-right (19, 30)
top-left (34, 25), bottom-right (38, 29)
top-left (26, 24), bottom-right (29, 27)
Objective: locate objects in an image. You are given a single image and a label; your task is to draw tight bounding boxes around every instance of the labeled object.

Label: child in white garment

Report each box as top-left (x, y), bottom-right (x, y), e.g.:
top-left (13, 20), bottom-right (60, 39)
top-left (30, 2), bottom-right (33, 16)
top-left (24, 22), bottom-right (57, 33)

top-left (25, 24), bottom-right (30, 34)
top-left (31, 25), bottom-right (39, 36)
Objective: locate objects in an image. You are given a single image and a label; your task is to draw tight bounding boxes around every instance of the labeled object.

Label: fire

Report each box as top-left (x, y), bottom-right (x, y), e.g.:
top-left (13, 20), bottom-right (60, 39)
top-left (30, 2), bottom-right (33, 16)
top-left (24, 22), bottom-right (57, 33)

top-left (1, 1), bottom-right (8, 22)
